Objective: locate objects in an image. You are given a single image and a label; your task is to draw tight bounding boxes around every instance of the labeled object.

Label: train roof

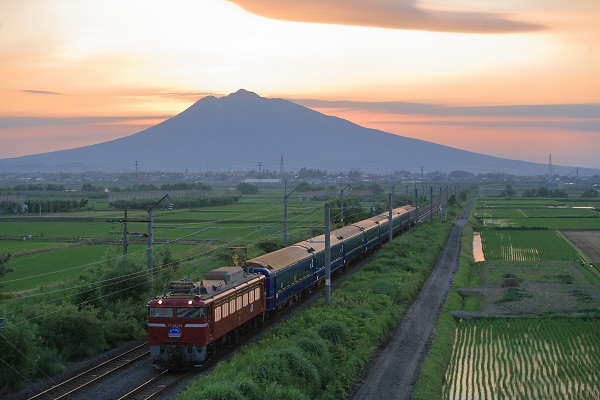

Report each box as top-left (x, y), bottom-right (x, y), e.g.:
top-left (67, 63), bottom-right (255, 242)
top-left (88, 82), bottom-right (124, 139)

top-left (150, 266), bottom-right (264, 303)
top-left (351, 218), bottom-right (379, 230)
top-left (297, 233), bottom-right (342, 253)
top-left (374, 206), bottom-right (414, 220)
top-left (246, 244), bottom-right (313, 271)
top-left (331, 224), bottom-right (363, 239)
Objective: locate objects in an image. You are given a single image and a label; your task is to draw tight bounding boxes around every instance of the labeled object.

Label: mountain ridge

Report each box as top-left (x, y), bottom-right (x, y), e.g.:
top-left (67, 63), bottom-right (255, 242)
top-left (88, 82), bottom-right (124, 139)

top-left (0, 89), bottom-right (590, 175)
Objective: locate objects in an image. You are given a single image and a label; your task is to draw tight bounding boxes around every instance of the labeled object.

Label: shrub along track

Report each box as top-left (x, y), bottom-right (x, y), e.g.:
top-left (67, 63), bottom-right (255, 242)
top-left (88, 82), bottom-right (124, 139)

top-left (349, 200), bottom-right (473, 400)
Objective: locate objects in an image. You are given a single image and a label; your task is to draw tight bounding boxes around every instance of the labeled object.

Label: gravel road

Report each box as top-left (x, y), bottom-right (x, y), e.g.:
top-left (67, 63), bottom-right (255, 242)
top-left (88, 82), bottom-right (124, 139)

top-left (350, 200), bottom-right (473, 400)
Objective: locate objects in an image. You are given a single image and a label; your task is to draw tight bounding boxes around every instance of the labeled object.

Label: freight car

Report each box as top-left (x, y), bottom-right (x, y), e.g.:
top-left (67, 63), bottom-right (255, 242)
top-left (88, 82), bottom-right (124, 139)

top-left (147, 205), bottom-right (416, 369)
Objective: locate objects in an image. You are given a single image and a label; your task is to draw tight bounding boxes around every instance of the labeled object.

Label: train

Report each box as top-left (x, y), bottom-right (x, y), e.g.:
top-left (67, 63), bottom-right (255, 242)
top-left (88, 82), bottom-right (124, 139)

top-left (147, 204), bottom-right (417, 369)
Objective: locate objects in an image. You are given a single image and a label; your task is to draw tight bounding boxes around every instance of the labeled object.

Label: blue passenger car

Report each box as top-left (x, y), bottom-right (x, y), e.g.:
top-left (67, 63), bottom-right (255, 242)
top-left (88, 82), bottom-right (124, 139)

top-left (352, 219), bottom-right (380, 253)
top-left (298, 233), bottom-right (344, 281)
top-left (245, 244), bottom-right (314, 311)
top-left (331, 225), bottom-right (364, 265)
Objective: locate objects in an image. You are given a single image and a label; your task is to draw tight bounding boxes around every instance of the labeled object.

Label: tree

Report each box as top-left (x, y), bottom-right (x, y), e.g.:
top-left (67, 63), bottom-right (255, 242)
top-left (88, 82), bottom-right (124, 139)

top-left (581, 189), bottom-right (599, 198)
top-left (348, 169), bottom-right (361, 180)
top-left (500, 184), bottom-right (515, 198)
top-left (0, 253), bottom-right (13, 290)
top-left (236, 182), bottom-right (259, 194)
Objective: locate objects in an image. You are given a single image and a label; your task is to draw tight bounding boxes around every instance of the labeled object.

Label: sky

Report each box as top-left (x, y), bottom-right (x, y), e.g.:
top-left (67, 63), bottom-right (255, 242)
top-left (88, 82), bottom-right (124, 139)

top-left (1, 0), bottom-right (599, 171)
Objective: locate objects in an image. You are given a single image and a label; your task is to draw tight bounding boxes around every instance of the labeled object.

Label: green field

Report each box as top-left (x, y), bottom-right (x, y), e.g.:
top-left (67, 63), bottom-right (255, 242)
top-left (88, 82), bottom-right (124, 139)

top-left (443, 318), bottom-right (600, 400)
top-left (0, 193), bottom-right (340, 293)
top-left (2, 243), bottom-right (197, 292)
top-left (475, 198), bottom-right (600, 229)
top-left (0, 241), bottom-right (68, 254)
top-left (480, 230), bottom-right (579, 261)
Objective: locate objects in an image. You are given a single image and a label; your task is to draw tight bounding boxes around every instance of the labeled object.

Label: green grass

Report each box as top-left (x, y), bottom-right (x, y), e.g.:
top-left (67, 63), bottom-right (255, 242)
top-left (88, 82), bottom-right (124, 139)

top-left (2, 243), bottom-right (192, 292)
top-left (480, 261), bottom-right (590, 287)
top-left (481, 230), bottom-right (578, 261)
top-left (0, 241), bottom-right (68, 254)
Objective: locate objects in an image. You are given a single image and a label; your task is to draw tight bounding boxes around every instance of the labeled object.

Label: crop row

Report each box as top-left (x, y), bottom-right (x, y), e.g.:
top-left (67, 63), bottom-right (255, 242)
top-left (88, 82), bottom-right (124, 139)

top-left (443, 318), bottom-right (600, 400)
top-left (481, 230), bottom-right (578, 261)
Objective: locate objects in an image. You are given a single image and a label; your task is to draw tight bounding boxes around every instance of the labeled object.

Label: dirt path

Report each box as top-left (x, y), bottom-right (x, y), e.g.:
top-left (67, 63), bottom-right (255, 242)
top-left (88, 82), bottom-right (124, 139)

top-left (350, 200), bottom-right (473, 400)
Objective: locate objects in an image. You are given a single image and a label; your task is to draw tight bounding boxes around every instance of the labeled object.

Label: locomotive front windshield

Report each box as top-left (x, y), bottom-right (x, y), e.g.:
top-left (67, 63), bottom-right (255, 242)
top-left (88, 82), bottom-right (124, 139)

top-left (177, 307), bottom-right (206, 318)
top-left (148, 307), bottom-right (173, 318)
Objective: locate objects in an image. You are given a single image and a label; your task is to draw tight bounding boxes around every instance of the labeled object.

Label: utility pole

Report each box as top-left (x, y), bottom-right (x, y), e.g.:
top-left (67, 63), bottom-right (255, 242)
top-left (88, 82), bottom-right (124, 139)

top-left (340, 185), bottom-right (351, 226)
top-left (548, 154), bottom-right (554, 184)
top-left (439, 187), bottom-right (442, 218)
top-left (258, 161), bottom-right (262, 185)
top-left (147, 194), bottom-right (172, 275)
top-left (421, 166), bottom-right (424, 198)
top-left (415, 188), bottom-right (419, 227)
top-left (388, 193), bottom-right (393, 243)
top-left (325, 203), bottom-right (331, 306)
top-left (106, 207), bottom-right (132, 256)
top-left (430, 186), bottom-right (434, 222)
top-left (279, 153), bottom-right (284, 179)
top-left (390, 182), bottom-right (399, 208)
top-left (134, 160), bottom-right (139, 195)
top-left (284, 182), bottom-right (298, 246)
top-left (123, 208), bottom-right (128, 256)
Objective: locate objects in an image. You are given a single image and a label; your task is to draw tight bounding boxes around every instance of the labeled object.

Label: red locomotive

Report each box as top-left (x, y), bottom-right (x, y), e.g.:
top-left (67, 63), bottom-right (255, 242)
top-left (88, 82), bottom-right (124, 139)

top-left (147, 266), bottom-right (265, 369)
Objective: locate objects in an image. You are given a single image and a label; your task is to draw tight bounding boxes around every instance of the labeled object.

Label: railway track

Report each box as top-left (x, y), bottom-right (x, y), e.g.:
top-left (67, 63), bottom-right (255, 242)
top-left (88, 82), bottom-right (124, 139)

top-left (28, 343), bottom-right (149, 400)
top-left (117, 370), bottom-right (193, 400)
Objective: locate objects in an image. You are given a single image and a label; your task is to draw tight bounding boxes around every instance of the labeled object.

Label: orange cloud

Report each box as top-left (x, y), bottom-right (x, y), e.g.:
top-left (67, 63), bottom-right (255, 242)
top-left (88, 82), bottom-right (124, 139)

top-left (228, 0), bottom-right (545, 33)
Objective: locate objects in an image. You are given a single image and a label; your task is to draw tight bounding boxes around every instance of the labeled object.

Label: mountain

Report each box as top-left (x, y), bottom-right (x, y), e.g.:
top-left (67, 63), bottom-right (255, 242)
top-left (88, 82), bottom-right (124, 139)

top-left (0, 89), bottom-right (585, 175)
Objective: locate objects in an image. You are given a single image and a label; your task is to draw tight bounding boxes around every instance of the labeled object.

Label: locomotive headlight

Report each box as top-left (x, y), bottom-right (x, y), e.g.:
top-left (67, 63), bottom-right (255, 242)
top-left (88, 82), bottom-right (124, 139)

top-left (188, 300), bottom-right (193, 305)
top-left (158, 300), bottom-right (163, 305)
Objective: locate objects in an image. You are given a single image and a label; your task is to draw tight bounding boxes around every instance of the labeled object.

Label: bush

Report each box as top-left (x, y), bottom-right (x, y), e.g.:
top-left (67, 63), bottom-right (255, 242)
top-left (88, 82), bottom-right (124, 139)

top-left (297, 331), bottom-right (329, 358)
top-left (0, 313), bottom-right (58, 390)
top-left (99, 257), bottom-right (151, 303)
top-left (317, 320), bottom-right (349, 346)
top-left (24, 304), bottom-right (107, 360)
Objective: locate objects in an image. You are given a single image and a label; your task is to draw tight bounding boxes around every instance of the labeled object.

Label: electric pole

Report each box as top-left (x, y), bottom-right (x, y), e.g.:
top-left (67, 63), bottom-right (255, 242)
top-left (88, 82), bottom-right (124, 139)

top-left (415, 188), bottom-right (419, 227)
top-left (106, 208), bottom-right (131, 256)
top-left (388, 193), bottom-right (393, 243)
top-left (325, 203), bottom-right (331, 306)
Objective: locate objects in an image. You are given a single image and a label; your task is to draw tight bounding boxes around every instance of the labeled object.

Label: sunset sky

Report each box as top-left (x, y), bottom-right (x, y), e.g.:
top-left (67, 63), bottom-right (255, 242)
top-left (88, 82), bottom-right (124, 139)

top-left (1, 0), bottom-right (599, 171)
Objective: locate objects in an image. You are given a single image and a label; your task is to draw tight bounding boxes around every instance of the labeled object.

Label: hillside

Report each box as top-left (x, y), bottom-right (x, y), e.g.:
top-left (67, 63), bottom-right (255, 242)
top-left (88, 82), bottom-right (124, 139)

top-left (0, 90), bottom-right (575, 175)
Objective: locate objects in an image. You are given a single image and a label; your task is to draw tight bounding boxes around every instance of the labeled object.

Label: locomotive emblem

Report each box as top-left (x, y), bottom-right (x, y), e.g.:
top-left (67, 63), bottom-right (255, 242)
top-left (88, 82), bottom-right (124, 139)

top-left (168, 327), bottom-right (182, 340)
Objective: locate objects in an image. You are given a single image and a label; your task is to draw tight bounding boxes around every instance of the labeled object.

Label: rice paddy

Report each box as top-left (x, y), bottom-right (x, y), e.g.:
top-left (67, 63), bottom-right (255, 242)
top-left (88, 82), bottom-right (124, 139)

top-left (443, 318), bottom-right (600, 400)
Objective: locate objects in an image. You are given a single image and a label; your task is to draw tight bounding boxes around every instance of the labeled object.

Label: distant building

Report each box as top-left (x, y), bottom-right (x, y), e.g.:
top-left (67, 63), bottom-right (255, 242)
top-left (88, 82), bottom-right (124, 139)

top-left (241, 179), bottom-right (281, 184)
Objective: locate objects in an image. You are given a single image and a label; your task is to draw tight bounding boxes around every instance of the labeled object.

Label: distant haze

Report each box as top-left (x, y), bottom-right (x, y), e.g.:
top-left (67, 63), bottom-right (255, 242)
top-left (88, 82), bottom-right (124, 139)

top-left (0, 90), bottom-right (595, 176)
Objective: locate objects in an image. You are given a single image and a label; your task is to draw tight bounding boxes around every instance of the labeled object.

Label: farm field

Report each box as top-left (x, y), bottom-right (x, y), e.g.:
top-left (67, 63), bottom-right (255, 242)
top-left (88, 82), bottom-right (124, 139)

top-left (0, 192), bottom-right (336, 294)
top-left (562, 231), bottom-right (600, 264)
top-left (443, 318), bottom-right (600, 400)
top-left (475, 198), bottom-right (600, 229)
top-left (0, 241), bottom-right (67, 255)
top-left (2, 243), bottom-right (193, 292)
top-left (475, 261), bottom-right (600, 315)
top-left (441, 195), bottom-right (600, 400)
top-left (480, 230), bottom-right (578, 261)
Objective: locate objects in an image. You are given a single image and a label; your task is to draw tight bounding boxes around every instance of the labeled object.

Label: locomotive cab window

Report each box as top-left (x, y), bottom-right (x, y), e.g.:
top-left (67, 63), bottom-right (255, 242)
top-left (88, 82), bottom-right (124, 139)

top-left (177, 307), bottom-right (206, 318)
top-left (148, 307), bottom-right (173, 318)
